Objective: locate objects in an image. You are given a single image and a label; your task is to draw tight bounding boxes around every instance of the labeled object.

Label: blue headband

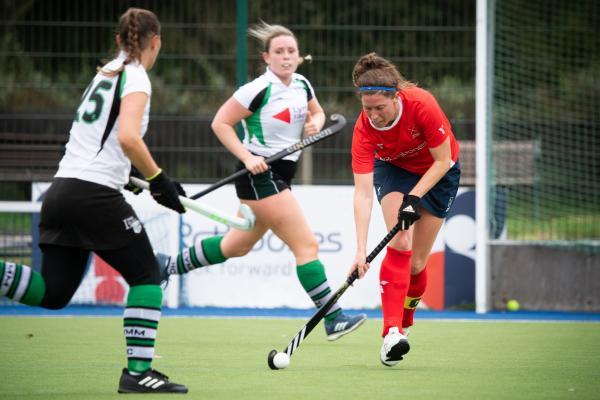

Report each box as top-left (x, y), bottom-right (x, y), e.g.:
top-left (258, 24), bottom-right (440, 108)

top-left (359, 86), bottom-right (397, 92)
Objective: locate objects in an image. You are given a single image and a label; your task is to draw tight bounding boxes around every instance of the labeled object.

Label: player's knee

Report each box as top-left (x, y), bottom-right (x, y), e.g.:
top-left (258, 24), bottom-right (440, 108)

top-left (410, 254), bottom-right (428, 273)
top-left (291, 236), bottom-right (319, 260)
top-left (305, 238), bottom-right (319, 256)
top-left (390, 236), bottom-right (411, 251)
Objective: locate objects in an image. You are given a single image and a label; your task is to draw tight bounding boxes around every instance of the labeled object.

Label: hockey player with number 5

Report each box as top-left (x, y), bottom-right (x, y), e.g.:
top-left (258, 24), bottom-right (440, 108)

top-left (348, 53), bottom-right (461, 366)
top-left (0, 8), bottom-right (188, 393)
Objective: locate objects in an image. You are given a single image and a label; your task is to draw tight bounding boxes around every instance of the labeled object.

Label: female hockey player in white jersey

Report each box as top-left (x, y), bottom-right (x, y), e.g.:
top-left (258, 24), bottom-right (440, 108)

top-left (0, 8), bottom-right (188, 394)
top-left (161, 22), bottom-right (367, 341)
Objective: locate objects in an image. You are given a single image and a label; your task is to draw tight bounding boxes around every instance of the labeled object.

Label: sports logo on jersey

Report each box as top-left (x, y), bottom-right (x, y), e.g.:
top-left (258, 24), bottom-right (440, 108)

top-left (378, 141), bottom-right (427, 161)
top-left (272, 108), bottom-right (291, 123)
top-left (123, 216), bottom-right (142, 234)
top-left (438, 125), bottom-right (446, 135)
top-left (272, 106), bottom-right (307, 124)
top-left (409, 126), bottom-right (421, 138)
top-left (377, 143), bottom-right (384, 149)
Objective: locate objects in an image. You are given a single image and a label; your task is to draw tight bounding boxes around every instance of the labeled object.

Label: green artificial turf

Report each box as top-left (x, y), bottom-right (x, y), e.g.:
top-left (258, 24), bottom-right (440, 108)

top-left (1, 317), bottom-right (599, 399)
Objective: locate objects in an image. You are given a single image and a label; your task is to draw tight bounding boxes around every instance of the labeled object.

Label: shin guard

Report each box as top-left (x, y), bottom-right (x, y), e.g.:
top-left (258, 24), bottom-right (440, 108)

top-left (124, 285), bottom-right (162, 373)
top-left (379, 247), bottom-right (412, 337)
top-left (296, 260), bottom-right (341, 322)
top-left (402, 268), bottom-right (428, 329)
top-left (166, 235), bottom-right (227, 275)
top-left (0, 261), bottom-right (45, 306)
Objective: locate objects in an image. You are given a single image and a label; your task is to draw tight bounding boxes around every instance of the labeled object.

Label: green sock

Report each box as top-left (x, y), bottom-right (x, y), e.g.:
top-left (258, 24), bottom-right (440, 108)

top-left (296, 260), bottom-right (342, 322)
top-left (166, 235), bottom-right (227, 275)
top-left (0, 260), bottom-right (45, 306)
top-left (124, 284), bottom-right (162, 373)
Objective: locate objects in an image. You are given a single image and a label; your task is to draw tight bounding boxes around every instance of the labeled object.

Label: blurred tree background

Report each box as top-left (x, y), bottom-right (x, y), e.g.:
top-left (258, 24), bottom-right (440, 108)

top-left (1, 0), bottom-right (597, 222)
top-left (0, 0), bottom-right (476, 194)
top-left (1, 0), bottom-right (476, 116)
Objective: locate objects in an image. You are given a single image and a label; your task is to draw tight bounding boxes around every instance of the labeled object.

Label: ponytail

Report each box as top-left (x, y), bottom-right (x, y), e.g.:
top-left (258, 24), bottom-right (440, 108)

top-left (352, 52), bottom-right (414, 97)
top-left (100, 8), bottom-right (161, 76)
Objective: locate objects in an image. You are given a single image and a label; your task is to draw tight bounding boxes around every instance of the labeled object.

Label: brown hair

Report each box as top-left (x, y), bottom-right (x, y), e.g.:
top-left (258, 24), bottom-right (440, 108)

top-left (101, 8), bottom-right (161, 76)
top-left (247, 21), bottom-right (311, 65)
top-left (248, 21), bottom-right (296, 53)
top-left (352, 52), bottom-right (415, 98)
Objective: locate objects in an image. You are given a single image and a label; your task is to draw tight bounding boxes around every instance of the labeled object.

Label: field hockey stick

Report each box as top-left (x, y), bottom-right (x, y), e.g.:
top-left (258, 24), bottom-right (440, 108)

top-left (267, 222), bottom-right (402, 369)
top-left (129, 176), bottom-right (256, 231)
top-left (189, 113), bottom-right (347, 200)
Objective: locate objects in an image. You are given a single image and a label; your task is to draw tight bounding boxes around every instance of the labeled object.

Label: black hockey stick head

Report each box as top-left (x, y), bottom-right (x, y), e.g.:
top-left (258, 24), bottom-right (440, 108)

top-left (267, 349), bottom-right (278, 370)
top-left (267, 349), bottom-right (290, 370)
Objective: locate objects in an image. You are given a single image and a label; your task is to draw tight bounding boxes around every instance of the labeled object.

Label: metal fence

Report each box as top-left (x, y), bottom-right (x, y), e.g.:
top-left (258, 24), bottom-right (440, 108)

top-left (0, 0), bottom-right (475, 193)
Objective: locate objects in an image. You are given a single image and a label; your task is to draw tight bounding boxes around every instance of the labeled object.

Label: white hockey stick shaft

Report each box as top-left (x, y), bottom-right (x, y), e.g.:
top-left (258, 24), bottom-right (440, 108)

top-left (129, 176), bottom-right (255, 231)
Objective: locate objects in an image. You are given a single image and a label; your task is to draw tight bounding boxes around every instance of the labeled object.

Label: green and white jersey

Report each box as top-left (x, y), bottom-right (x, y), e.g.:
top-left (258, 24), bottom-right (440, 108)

top-left (55, 51), bottom-right (151, 190)
top-left (234, 68), bottom-right (315, 162)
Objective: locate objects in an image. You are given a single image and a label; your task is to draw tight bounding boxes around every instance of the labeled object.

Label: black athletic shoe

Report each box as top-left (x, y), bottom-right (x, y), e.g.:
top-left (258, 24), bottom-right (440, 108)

top-left (118, 368), bottom-right (188, 394)
top-left (155, 252), bottom-right (170, 289)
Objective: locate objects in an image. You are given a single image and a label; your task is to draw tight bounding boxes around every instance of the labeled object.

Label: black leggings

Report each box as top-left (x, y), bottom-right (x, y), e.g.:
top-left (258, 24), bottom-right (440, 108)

top-left (39, 233), bottom-right (160, 310)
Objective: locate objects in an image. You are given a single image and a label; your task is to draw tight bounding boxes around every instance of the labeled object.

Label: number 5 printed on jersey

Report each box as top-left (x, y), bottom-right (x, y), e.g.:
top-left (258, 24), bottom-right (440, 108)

top-left (74, 80), bottom-right (113, 123)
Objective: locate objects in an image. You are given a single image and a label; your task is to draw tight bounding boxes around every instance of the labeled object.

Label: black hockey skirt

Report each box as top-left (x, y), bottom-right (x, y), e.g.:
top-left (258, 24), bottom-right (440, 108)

top-left (39, 178), bottom-right (146, 250)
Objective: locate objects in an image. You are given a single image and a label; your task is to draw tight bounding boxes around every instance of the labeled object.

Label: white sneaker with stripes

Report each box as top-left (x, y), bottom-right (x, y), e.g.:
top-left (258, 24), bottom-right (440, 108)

top-left (118, 368), bottom-right (188, 394)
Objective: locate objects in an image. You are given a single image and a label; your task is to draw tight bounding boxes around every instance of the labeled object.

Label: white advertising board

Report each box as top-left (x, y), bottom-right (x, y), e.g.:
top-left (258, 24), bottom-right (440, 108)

top-left (180, 184), bottom-right (446, 309)
top-left (30, 182), bottom-right (473, 310)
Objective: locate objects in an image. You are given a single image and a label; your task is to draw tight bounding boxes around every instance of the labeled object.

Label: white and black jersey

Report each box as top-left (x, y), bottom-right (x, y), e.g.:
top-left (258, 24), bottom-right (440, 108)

top-left (55, 51), bottom-right (152, 190)
top-left (36, 52), bottom-right (160, 300)
top-left (234, 68), bottom-right (315, 162)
